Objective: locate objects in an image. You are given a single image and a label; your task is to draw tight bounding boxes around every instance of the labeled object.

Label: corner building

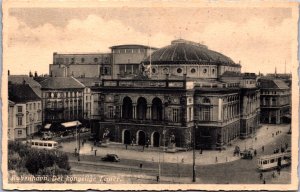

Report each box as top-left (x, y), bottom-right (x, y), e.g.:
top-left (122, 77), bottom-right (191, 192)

top-left (90, 39), bottom-right (260, 149)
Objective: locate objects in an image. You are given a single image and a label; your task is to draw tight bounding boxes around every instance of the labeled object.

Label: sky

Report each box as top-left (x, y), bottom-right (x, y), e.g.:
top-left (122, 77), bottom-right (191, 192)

top-left (5, 6), bottom-right (296, 75)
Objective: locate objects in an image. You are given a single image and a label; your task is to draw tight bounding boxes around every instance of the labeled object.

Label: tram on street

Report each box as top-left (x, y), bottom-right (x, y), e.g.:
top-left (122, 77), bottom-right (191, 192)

top-left (27, 139), bottom-right (59, 150)
top-left (257, 152), bottom-right (291, 171)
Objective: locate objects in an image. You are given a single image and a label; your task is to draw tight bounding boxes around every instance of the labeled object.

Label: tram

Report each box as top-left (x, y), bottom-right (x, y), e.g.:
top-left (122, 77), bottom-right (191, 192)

top-left (257, 152), bottom-right (291, 171)
top-left (26, 139), bottom-right (59, 150)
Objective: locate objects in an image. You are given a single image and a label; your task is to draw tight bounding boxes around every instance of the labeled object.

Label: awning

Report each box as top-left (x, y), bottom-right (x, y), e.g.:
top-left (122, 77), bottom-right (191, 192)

top-left (44, 124), bottom-right (51, 129)
top-left (61, 121), bottom-right (82, 128)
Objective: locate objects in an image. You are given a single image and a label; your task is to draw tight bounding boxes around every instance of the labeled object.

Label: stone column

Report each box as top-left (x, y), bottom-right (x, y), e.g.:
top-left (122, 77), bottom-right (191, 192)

top-left (132, 104), bottom-right (137, 119)
top-left (147, 104), bottom-right (152, 120)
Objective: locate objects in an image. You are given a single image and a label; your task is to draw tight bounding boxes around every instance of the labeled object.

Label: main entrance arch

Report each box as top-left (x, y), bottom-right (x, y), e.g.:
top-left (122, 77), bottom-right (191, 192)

top-left (137, 130), bottom-right (146, 146)
top-left (122, 129), bottom-right (131, 144)
top-left (151, 131), bottom-right (160, 147)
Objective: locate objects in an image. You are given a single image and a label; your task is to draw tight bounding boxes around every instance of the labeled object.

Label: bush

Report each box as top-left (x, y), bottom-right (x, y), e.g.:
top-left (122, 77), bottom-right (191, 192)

top-left (8, 141), bottom-right (71, 180)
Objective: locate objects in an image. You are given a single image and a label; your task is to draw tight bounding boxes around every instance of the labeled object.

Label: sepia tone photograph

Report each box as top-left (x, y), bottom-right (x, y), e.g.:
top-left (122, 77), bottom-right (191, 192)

top-left (2, 1), bottom-right (299, 190)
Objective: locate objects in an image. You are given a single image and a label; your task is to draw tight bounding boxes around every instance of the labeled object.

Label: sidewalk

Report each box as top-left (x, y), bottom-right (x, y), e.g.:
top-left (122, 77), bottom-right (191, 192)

top-left (60, 124), bottom-right (290, 166)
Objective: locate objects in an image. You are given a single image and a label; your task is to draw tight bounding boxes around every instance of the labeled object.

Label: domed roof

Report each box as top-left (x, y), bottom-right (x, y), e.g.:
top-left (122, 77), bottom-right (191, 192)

top-left (143, 39), bottom-right (236, 65)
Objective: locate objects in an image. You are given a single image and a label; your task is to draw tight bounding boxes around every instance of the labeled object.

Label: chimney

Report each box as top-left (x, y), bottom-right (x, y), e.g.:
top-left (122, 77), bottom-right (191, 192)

top-left (34, 71), bottom-right (38, 77)
top-left (8, 70), bottom-right (10, 76)
top-left (29, 71), bottom-right (33, 77)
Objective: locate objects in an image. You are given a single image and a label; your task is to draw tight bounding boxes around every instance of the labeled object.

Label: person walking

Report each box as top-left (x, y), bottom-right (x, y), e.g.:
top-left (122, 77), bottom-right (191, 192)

top-left (263, 178), bottom-right (266, 184)
top-left (215, 156), bottom-right (218, 163)
top-left (262, 146), bottom-right (264, 152)
top-left (259, 173), bottom-right (263, 180)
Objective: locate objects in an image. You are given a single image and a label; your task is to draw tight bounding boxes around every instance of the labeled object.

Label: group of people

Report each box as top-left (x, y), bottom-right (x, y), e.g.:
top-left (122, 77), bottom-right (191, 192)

top-left (259, 166), bottom-right (281, 184)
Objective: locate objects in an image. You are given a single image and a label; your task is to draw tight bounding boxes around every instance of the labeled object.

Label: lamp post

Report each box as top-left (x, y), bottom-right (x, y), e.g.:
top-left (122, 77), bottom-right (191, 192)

top-left (77, 121), bottom-right (80, 161)
top-left (192, 122), bottom-right (197, 182)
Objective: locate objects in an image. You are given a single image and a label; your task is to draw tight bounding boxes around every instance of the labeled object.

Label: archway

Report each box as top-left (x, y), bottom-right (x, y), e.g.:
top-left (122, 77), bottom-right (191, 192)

top-left (122, 97), bottom-right (133, 119)
top-left (137, 97), bottom-right (147, 120)
top-left (152, 98), bottom-right (163, 121)
top-left (123, 129), bottom-right (131, 144)
top-left (137, 130), bottom-right (146, 146)
top-left (152, 132), bottom-right (160, 147)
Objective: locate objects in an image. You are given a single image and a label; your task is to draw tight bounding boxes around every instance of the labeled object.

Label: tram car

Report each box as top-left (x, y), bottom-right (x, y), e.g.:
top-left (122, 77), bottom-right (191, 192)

top-left (257, 152), bottom-right (291, 171)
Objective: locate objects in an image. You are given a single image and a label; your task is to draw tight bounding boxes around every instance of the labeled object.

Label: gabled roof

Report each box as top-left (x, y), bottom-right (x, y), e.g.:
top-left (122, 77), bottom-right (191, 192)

top-left (8, 75), bottom-right (42, 97)
top-left (39, 77), bottom-right (85, 89)
top-left (9, 84), bottom-right (40, 103)
top-left (259, 79), bottom-right (289, 89)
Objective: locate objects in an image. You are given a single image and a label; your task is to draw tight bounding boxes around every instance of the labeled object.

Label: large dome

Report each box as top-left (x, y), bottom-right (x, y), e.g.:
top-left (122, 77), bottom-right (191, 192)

top-left (143, 39), bottom-right (236, 65)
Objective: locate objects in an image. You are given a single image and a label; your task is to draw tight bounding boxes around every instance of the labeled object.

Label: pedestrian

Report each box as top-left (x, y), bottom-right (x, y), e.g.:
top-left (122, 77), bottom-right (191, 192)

top-left (74, 148), bottom-right (77, 156)
top-left (91, 146), bottom-right (93, 151)
top-left (255, 137), bottom-right (257, 141)
top-left (259, 173), bottom-right (263, 180)
top-left (262, 146), bottom-right (264, 152)
top-left (215, 156), bottom-right (218, 163)
top-left (125, 144), bottom-right (128, 150)
top-left (277, 167), bottom-right (281, 175)
top-left (156, 175), bottom-right (160, 182)
top-left (142, 145), bottom-right (145, 151)
top-left (140, 163), bottom-right (143, 168)
top-left (254, 149), bottom-right (257, 156)
top-left (263, 178), bottom-right (266, 184)
top-left (272, 133), bottom-right (274, 137)
top-left (272, 171), bottom-right (276, 178)
top-left (181, 158), bottom-right (184, 163)
top-left (94, 149), bottom-right (97, 156)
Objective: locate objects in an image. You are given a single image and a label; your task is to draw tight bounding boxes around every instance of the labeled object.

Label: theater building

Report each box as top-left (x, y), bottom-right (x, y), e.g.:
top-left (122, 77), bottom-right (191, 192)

top-left (90, 39), bottom-right (260, 149)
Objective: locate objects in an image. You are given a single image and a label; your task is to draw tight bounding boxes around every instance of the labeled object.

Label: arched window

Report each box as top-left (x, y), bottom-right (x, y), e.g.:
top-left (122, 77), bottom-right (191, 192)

top-left (137, 97), bottom-right (147, 120)
top-left (152, 98), bottom-right (162, 121)
top-left (122, 97), bottom-right (133, 119)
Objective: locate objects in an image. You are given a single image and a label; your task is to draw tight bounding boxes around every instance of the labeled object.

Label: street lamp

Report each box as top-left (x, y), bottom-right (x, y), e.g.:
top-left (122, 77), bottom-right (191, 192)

top-left (192, 122), bottom-right (197, 182)
top-left (76, 121), bottom-right (80, 161)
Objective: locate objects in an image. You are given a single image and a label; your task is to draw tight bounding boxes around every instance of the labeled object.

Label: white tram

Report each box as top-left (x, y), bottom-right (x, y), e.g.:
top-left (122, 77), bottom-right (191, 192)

top-left (257, 152), bottom-right (291, 171)
top-left (27, 139), bottom-right (59, 150)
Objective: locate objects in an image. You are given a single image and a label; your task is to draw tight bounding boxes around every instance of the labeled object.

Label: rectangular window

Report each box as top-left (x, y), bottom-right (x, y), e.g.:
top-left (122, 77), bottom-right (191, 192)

top-left (108, 106), bottom-right (114, 118)
top-left (17, 106), bottom-right (22, 113)
top-left (200, 107), bottom-right (211, 121)
top-left (172, 108), bottom-right (179, 122)
top-left (17, 117), bottom-right (23, 126)
top-left (34, 103), bottom-right (36, 110)
top-left (17, 130), bottom-right (22, 135)
top-left (29, 104), bottom-right (32, 110)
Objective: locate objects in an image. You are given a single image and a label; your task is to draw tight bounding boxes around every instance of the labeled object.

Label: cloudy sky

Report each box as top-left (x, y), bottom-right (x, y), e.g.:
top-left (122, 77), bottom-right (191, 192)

top-left (5, 6), bottom-right (296, 75)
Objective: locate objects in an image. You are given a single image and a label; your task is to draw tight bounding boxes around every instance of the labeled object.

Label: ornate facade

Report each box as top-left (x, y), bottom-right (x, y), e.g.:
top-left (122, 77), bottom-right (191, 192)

top-left (88, 39), bottom-right (260, 149)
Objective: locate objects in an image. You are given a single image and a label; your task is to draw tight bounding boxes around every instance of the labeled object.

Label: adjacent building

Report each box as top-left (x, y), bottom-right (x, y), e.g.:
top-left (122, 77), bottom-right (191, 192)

top-left (8, 83), bottom-right (42, 140)
top-left (39, 77), bottom-right (86, 128)
top-left (259, 78), bottom-right (291, 124)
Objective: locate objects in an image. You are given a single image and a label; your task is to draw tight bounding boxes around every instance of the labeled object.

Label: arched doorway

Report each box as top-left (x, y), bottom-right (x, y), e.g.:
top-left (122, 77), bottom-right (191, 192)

top-left (123, 129), bottom-right (131, 144)
top-left (152, 132), bottom-right (160, 147)
top-left (152, 98), bottom-right (163, 121)
top-left (137, 130), bottom-right (146, 145)
top-left (137, 97), bottom-right (147, 120)
top-left (122, 97), bottom-right (133, 119)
